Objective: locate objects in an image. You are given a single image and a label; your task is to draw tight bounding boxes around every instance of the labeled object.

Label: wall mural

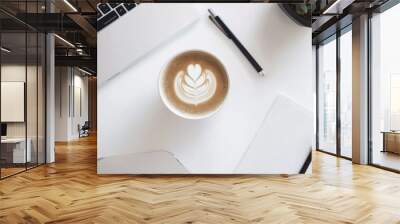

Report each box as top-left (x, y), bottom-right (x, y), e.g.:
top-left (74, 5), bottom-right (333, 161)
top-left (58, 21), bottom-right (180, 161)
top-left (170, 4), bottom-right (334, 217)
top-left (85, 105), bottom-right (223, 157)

top-left (97, 3), bottom-right (313, 174)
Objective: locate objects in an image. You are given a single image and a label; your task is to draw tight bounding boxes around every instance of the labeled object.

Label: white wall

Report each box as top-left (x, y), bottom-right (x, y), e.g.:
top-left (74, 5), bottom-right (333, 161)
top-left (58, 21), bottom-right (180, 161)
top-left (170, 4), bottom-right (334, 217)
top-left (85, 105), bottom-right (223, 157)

top-left (55, 67), bottom-right (69, 141)
top-left (55, 67), bottom-right (88, 141)
top-left (72, 73), bottom-right (89, 138)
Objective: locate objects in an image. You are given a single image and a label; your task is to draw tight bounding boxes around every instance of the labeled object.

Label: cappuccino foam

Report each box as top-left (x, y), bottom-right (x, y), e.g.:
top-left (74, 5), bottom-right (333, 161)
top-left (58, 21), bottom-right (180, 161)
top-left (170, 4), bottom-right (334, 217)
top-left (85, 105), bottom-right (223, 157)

top-left (160, 51), bottom-right (229, 117)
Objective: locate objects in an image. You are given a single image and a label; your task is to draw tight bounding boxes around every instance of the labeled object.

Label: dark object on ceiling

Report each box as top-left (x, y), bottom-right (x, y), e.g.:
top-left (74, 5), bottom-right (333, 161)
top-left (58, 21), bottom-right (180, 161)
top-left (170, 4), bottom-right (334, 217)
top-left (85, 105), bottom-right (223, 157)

top-left (279, 3), bottom-right (313, 27)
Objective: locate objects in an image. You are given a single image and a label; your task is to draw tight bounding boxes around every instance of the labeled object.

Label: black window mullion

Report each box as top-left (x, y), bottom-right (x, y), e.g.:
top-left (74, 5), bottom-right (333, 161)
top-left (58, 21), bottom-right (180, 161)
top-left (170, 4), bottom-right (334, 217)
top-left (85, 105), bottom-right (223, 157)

top-left (367, 12), bottom-right (373, 165)
top-left (0, 26), bottom-right (2, 179)
top-left (336, 30), bottom-right (341, 157)
top-left (24, 0), bottom-right (28, 171)
top-left (44, 0), bottom-right (47, 164)
top-left (36, 0), bottom-right (39, 168)
top-left (316, 45), bottom-right (320, 150)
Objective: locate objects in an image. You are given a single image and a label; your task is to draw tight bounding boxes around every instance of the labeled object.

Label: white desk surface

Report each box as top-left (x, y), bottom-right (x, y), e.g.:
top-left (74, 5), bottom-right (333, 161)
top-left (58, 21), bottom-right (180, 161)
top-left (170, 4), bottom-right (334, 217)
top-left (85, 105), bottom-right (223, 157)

top-left (98, 4), bottom-right (313, 173)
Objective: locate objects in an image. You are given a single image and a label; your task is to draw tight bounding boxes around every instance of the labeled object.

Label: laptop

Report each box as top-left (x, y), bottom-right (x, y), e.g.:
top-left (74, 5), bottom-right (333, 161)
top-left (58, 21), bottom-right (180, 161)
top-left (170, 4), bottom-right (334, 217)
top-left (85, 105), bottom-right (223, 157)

top-left (97, 3), bottom-right (139, 31)
top-left (97, 3), bottom-right (200, 86)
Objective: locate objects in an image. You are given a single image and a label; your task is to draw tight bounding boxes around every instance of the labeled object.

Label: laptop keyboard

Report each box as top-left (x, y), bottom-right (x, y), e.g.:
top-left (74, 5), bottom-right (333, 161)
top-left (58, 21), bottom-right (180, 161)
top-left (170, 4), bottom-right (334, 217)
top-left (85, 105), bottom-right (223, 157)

top-left (97, 3), bottom-right (138, 31)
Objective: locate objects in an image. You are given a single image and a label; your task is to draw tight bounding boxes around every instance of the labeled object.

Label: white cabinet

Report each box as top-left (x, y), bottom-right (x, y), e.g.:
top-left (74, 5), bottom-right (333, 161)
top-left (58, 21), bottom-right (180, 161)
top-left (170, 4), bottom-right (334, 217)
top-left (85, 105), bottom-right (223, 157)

top-left (1, 138), bottom-right (32, 163)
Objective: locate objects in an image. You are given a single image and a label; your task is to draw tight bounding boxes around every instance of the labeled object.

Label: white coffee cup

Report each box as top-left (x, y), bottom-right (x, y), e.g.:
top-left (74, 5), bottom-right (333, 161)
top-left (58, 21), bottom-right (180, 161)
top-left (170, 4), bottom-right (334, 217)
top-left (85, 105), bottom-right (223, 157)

top-left (159, 50), bottom-right (229, 120)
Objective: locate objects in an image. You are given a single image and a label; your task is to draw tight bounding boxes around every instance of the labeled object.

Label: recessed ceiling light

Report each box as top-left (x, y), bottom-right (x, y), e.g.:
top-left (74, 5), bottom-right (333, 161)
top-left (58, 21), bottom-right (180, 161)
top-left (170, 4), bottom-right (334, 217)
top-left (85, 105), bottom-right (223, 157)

top-left (63, 0), bottom-right (78, 12)
top-left (54, 34), bottom-right (75, 48)
top-left (1, 47), bottom-right (11, 53)
top-left (323, 0), bottom-right (354, 15)
top-left (78, 67), bottom-right (93, 76)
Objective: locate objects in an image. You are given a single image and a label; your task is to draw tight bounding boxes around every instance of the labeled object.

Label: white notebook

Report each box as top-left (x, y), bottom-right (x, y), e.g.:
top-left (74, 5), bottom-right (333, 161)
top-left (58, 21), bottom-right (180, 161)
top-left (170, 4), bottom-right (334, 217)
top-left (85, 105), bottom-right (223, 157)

top-left (235, 95), bottom-right (313, 174)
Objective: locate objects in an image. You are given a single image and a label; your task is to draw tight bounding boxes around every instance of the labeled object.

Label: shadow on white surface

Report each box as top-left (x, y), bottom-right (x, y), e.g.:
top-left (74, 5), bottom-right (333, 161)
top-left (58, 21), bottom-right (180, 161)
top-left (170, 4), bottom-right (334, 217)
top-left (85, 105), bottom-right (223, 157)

top-left (98, 150), bottom-right (188, 174)
top-left (235, 95), bottom-right (313, 174)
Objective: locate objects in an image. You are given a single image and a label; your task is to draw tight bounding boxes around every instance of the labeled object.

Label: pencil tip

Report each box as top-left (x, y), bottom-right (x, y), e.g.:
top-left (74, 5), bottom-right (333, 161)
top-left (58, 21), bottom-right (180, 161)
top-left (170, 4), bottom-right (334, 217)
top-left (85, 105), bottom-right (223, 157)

top-left (259, 71), bottom-right (265, 76)
top-left (208, 8), bottom-right (216, 16)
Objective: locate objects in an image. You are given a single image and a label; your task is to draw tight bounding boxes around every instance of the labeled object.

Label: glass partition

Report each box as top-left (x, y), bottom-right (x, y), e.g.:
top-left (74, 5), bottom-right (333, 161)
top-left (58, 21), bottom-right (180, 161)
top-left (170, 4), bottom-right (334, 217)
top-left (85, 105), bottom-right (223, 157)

top-left (27, 31), bottom-right (38, 169)
top-left (0, 1), bottom-right (46, 179)
top-left (0, 31), bottom-right (28, 177)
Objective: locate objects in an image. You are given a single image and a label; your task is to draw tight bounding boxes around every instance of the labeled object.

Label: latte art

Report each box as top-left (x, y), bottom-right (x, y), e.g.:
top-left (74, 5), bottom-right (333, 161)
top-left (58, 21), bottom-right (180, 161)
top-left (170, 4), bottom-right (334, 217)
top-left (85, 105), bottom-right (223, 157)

top-left (159, 50), bottom-right (229, 119)
top-left (175, 64), bottom-right (217, 105)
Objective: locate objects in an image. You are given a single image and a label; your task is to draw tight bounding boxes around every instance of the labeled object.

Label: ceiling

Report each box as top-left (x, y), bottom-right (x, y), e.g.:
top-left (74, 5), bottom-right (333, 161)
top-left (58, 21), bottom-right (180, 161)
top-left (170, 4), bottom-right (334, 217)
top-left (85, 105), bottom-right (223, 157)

top-left (312, 0), bottom-right (392, 44)
top-left (0, 0), bottom-right (101, 73)
top-left (0, 0), bottom-right (396, 74)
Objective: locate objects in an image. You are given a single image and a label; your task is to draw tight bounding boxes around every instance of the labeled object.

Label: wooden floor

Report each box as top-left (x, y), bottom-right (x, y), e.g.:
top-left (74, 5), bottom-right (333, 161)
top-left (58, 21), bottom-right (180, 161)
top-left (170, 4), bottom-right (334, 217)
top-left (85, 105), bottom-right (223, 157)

top-left (0, 167), bottom-right (26, 178)
top-left (1, 135), bottom-right (400, 224)
top-left (373, 150), bottom-right (400, 171)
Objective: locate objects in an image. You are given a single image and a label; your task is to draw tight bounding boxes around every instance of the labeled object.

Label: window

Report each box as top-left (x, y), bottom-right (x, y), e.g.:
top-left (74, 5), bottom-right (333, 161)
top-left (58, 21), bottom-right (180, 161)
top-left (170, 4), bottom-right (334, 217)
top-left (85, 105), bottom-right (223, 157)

top-left (340, 29), bottom-right (352, 158)
top-left (370, 3), bottom-right (400, 171)
top-left (316, 26), bottom-right (353, 159)
top-left (318, 37), bottom-right (337, 154)
top-left (390, 74), bottom-right (400, 130)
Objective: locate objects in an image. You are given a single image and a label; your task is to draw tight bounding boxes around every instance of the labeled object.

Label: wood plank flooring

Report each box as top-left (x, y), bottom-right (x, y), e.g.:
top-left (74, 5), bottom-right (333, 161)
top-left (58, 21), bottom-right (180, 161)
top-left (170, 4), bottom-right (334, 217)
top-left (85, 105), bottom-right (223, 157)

top-left (1, 135), bottom-right (400, 223)
top-left (0, 167), bottom-right (26, 178)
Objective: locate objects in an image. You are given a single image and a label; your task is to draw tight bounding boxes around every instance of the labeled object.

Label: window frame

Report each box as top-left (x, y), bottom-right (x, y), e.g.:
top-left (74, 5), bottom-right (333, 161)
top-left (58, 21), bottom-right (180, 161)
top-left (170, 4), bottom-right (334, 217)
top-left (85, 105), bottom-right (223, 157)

top-left (367, 0), bottom-right (400, 173)
top-left (315, 24), bottom-right (352, 161)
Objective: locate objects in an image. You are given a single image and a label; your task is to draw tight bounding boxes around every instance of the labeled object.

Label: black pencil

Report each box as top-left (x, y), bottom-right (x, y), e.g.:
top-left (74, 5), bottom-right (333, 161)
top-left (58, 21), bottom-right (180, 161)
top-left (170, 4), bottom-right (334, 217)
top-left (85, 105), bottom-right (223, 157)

top-left (208, 8), bottom-right (264, 76)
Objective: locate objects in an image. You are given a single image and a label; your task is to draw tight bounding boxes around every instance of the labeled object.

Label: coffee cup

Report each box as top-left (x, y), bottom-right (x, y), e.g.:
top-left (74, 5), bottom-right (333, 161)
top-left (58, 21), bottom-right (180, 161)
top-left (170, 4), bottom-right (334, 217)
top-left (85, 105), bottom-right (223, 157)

top-left (159, 50), bottom-right (229, 120)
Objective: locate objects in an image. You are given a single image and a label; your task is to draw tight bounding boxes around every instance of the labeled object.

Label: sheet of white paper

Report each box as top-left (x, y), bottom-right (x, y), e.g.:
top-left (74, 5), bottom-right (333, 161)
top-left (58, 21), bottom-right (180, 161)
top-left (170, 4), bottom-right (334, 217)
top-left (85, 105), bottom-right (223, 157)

top-left (235, 95), bottom-right (313, 174)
